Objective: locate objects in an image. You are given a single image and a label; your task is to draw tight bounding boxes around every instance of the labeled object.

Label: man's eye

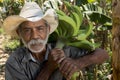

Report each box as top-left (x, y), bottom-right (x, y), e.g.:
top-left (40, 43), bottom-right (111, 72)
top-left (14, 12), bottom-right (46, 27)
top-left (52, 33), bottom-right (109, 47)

top-left (37, 27), bottom-right (44, 31)
top-left (38, 28), bottom-right (43, 30)
top-left (23, 29), bottom-right (31, 33)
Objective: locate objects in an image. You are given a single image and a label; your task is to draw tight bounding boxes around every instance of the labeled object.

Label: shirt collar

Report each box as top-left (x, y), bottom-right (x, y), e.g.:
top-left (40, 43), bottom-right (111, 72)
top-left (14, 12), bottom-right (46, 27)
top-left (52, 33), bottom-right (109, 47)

top-left (22, 44), bottom-right (52, 63)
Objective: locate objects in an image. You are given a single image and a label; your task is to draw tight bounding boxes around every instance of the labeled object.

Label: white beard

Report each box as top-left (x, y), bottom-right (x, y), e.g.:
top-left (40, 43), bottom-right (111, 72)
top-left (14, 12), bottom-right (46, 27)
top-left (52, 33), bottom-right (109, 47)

top-left (21, 33), bottom-right (49, 53)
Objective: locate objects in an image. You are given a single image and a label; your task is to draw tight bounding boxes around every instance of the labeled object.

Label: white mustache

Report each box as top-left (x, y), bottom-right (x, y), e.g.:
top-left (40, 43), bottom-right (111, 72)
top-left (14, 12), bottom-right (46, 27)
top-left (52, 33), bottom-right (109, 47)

top-left (28, 39), bottom-right (45, 45)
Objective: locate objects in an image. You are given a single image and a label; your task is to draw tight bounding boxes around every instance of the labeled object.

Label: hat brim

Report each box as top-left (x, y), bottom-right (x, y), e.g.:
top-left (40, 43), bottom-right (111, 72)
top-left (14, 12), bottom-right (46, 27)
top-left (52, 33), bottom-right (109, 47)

top-left (3, 9), bottom-right (58, 37)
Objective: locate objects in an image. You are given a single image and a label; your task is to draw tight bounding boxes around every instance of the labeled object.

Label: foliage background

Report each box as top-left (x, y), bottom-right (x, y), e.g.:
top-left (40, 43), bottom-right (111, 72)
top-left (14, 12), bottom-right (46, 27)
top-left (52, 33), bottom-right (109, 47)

top-left (0, 0), bottom-right (112, 80)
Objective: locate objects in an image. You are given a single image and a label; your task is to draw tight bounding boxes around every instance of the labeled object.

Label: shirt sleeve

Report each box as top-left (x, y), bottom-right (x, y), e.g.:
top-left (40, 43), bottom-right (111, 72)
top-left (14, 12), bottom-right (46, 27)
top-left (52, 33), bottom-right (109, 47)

top-left (5, 55), bottom-right (29, 80)
top-left (64, 46), bottom-right (90, 59)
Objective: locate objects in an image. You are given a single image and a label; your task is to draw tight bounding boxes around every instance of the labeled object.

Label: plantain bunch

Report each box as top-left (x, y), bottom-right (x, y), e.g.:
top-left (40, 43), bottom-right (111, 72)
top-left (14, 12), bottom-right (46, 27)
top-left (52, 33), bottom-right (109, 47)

top-left (48, 1), bottom-right (101, 80)
top-left (49, 1), bottom-right (100, 51)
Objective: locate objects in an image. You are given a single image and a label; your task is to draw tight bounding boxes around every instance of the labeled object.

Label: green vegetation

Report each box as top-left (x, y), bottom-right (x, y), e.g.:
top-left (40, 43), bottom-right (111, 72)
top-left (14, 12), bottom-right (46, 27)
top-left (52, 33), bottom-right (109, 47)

top-left (4, 39), bottom-right (20, 52)
top-left (0, 27), bottom-right (4, 34)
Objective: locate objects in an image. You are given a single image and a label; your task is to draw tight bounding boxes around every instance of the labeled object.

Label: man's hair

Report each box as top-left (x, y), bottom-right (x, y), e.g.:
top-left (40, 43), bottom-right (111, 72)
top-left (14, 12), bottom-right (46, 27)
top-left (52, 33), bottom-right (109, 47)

top-left (42, 19), bottom-right (50, 27)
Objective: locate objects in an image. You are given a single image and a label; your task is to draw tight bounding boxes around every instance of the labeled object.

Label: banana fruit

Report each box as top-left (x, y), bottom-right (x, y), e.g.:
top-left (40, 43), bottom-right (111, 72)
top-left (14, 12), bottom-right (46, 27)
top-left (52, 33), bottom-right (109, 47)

top-left (77, 22), bottom-right (93, 40)
top-left (48, 1), bottom-right (101, 80)
top-left (67, 40), bottom-right (94, 51)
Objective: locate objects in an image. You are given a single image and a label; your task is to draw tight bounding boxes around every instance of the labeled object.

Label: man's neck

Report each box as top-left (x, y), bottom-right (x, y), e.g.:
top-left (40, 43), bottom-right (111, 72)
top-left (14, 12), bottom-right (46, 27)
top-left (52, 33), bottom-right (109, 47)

top-left (31, 47), bottom-right (47, 62)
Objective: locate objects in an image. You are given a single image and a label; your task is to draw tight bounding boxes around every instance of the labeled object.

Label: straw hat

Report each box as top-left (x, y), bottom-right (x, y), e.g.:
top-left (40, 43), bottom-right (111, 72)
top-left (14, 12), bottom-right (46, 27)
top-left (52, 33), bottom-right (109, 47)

top-left (3, 2), bottom-right (58, 37)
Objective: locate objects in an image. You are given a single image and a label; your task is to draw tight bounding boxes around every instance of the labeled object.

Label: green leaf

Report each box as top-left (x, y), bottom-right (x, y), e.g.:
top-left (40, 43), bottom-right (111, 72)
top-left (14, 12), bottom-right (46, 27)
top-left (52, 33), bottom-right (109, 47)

top-left (76, 0), bottom-right (88, 6)
top-left (88, 12), bottom-right (111, 24)
top-left (88, 0), bottom-right (96, 3)
top-left (83, 3), bottom-right (111, 24)
top-left (70, 72), bottom-right (80, 80)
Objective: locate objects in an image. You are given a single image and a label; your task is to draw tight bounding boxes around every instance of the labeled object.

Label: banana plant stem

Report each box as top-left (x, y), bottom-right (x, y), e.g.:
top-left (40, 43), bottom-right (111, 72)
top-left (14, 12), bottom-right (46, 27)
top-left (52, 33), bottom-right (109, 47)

top-left (55, 39), bottom-right (65, 49)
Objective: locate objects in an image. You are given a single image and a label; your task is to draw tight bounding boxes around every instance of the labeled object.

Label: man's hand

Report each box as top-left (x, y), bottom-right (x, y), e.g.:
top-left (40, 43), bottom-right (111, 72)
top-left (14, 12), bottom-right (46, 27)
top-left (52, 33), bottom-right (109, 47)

top-left (46, 50), bottom-right (58, 71)
top-left (50, 48), bottom-right (66, 64)
top-left (51, 48), bottom-right (80, 80)
top-left (36, 48), bottom-right (66, 80)
top-left (59, 58), bottom-right (80, 80)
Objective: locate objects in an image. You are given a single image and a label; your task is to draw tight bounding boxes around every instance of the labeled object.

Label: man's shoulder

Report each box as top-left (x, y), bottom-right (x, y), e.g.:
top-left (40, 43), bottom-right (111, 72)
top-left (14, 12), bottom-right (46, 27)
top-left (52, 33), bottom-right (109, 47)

top-left (12, 47), bottom-right (26, 56)
top-left (6, 47), bottom-right (26, 63)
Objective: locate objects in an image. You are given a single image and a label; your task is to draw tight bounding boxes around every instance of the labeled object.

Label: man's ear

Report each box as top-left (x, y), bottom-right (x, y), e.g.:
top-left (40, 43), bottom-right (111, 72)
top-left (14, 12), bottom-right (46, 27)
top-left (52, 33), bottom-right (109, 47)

top-left (16, 29), bottom-right (20, 37)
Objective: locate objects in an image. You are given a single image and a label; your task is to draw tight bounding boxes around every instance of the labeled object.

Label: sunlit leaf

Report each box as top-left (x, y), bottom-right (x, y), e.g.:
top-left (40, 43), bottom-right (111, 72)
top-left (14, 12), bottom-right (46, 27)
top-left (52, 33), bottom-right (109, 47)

top-left (88, 0), bottom-right (96, 3)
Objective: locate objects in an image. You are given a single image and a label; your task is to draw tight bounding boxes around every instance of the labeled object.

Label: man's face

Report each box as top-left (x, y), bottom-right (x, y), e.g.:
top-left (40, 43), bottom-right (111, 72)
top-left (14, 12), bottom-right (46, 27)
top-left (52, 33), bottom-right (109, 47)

top-left (18, 19), bottom-right (50, 53)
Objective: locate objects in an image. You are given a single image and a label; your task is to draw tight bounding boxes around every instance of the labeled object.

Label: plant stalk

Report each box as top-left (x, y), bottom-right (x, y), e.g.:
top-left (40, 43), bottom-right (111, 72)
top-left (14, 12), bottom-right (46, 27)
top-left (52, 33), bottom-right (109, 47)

top-left (55, 39), bottom-right (65, 49)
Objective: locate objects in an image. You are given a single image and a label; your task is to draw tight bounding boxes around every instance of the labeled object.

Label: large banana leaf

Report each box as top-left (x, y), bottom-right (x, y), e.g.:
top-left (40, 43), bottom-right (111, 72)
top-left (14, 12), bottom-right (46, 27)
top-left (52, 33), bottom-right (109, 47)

top-left (76, 0), bottom-right (88, 6)
top-left (82, 3), bottom-right (112, 24)
top-left (75, 0), bottom-right (96, 6)
top-left (84, 11), bottom-right (111, 24)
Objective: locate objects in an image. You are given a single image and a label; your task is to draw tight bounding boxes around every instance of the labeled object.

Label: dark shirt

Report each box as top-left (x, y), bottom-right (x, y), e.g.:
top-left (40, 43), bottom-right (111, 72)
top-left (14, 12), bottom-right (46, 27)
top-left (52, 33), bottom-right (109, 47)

top-left (5, 43), bottom-right (89, 80)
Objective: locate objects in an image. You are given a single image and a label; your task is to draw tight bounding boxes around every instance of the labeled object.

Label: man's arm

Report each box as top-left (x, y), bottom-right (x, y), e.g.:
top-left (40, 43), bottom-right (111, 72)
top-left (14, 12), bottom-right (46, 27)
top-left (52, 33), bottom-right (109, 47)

top-left (51, 48), bottom-right (109, 80)
top-left (36, 48), bottom-right (109, 80)
top-left (74, 48), bottom-right (109, 69)
top-left (36, 50), bottom-right (58, 80)
top-left (36, 62), bottom-right (57, 80)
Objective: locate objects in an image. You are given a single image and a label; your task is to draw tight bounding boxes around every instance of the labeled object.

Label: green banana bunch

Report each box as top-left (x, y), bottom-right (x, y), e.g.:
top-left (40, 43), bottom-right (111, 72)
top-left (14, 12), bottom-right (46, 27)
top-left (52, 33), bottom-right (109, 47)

top-left (57, 12), bottom-right (76, 37)
top-left (61, 1), bottom-right (96, 48)
top-left (67, 40), bottom-right (94, 51)
top-left (77, 22), bottom-right (93, 40)
top-left (53, 1), bottom-right (84, 48)
top-left (54, 9), bottom-right (77, 49)
top-left (49, 1), bottom-right (100, 80)
top-left (64, 1), bottom-right (83, 36)
top-left (63, 1), bottom-right (100, 49)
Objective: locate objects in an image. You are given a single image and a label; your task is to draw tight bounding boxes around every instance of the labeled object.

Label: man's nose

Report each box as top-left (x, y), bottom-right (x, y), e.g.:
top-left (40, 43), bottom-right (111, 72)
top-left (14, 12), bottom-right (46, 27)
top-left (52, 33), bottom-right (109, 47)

top-left (31, 29), bottom-right (39, 39)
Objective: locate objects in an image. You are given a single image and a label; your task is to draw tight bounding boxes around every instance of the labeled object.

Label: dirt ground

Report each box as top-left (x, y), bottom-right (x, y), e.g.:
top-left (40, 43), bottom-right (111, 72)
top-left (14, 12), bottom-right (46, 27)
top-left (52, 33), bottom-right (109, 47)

top-left (0, 34), bottom-right (9, 80)
top-left (0, 51), bottom-right (9, 80)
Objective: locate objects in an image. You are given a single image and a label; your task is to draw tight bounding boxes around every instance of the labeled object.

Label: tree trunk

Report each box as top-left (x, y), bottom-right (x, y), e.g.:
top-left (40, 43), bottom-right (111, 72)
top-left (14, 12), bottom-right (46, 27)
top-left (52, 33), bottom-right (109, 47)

top-left (112, 0), bottom-right (120, 80)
